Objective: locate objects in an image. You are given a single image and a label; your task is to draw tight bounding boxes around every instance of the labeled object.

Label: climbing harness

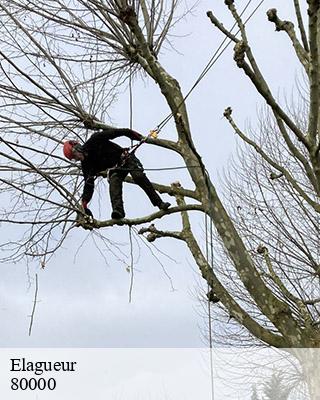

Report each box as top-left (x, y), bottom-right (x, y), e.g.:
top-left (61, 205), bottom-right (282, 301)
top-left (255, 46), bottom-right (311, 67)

top-left (105, 128), bottom-right (160, 181)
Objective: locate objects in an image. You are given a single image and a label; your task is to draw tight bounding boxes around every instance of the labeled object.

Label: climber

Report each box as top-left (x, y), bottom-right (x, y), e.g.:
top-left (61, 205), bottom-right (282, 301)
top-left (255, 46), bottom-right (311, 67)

top-left (63, 125), bottom-right (170, 220)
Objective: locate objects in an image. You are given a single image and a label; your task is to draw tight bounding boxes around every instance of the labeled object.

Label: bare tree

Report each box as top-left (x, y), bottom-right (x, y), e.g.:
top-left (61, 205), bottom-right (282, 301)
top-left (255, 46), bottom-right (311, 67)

top-left (262, 372), bottom-right (292, 400)
top-left (0, 0), bottom-right (319, 395)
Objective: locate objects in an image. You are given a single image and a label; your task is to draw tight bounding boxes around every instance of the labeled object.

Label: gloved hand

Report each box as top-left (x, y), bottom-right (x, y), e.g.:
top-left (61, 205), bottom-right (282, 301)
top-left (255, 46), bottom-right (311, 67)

top-left (76, 199), bottom-right (94, 224)
top-left (149, 130), bottom-right (158, 139)
top-left (76, 207), bottom-right (94, 231)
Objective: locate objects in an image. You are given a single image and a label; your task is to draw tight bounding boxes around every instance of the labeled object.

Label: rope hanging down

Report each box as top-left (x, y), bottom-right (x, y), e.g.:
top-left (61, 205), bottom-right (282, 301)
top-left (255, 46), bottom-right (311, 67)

top-left (126, 63), bottom-right (159, 159)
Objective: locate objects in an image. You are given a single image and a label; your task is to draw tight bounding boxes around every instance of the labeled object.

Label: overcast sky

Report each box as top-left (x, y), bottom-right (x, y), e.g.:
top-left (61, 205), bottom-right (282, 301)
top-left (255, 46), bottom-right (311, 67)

top-left (0, 0), bottom-right (300, 348)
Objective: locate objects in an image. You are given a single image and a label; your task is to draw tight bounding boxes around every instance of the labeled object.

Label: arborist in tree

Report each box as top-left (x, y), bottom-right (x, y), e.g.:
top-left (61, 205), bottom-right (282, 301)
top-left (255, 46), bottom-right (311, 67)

top-left (63, 123), bottom-right (170, 220)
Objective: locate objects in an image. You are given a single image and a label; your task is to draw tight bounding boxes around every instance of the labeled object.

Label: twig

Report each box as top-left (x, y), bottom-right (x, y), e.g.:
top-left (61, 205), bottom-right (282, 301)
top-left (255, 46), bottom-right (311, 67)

top-left (28, 273), bottom-right (39, 336)
top-left (128, 226), bottom-right (134, 303)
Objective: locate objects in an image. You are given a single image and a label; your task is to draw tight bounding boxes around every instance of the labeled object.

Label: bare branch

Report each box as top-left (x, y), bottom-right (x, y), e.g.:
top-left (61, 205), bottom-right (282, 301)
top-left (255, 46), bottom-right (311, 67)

top-left (206, 11), bottom-right (239, 43)
top-left (28, 273), bottom-right (39, 336)
top-left (293, 0), bottom-right (309, 52)
top-left (223, 107), bottom-right (320, 212)
top-left (267, 8), bottom-right (309, 72)
top-left (84, 203), bottom-right (204, 229)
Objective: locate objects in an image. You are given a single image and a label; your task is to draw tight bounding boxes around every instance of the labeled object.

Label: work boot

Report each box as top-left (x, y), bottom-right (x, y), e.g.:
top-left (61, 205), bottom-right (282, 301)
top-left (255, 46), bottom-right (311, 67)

top-left (111, 210), bottom-right (125, 220)
top-left (158, 201), bottom-right (171, 211)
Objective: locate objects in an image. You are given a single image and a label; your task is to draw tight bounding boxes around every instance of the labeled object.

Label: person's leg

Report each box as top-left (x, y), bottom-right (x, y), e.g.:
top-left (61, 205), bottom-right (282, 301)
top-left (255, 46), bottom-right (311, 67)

top-left (108, 169), bottom-right (128, 219)
top-left (127, 155), bottom-right (170, 210)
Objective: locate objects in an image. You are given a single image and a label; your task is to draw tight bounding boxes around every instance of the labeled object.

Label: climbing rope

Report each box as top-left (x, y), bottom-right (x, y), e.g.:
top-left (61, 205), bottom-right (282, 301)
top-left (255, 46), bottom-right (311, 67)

top-left (154, 0), bottom-right (266, 134)
top-left (205, 214), bottom-right (215, 400)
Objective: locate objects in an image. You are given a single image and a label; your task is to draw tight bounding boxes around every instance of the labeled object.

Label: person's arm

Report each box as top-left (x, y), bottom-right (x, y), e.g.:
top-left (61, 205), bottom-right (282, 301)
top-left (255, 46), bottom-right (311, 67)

top-left (81, 171), bottom-right (95, 208)
top-left (83, 116), bottom-right (144, 140)
top-left (102, 127), bottom-right (143, 141)
top-left (86, 127), bottom-right (143, 142)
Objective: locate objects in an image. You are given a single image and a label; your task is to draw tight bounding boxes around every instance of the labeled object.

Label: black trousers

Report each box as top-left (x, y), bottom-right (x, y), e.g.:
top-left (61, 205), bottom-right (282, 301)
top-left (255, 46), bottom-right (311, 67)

top-left (108, 154), bottom-right (162, 214)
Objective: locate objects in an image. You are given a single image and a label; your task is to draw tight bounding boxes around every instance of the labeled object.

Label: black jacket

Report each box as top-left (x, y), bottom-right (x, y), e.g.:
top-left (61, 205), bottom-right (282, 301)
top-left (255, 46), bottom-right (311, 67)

top-left (81, 128), bottom-right (143, 203)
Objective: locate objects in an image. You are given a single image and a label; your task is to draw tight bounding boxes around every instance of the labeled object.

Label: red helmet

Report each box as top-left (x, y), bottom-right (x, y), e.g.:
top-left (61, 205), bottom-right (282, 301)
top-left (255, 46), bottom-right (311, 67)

top-left (63, 140), bottom-right (79, 160)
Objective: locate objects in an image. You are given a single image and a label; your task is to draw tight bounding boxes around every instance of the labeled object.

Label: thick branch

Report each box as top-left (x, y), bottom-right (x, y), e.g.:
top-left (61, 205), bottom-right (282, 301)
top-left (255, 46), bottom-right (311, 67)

top-left (124, 176), bottom-right (200, 200)
top-left (267, 8), bottom-right (309, 72)
top-left (306, 1), bottom-right (320, 145)
top-left (79, 204), bottom-right (204, 229)
top-left (138, 224), bottom-right (183, 242)
top-left (233, 41), bottom-right (309, 148)
top-left (293, 0), bottom-right (310, 52)
top-left (181, 222), bottom-right (287, 347)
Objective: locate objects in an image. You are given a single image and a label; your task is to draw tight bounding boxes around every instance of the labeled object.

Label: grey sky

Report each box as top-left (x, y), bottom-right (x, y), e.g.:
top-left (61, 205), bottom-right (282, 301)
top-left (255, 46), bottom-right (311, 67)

top-left (0, 0), bottom-right (300, 348)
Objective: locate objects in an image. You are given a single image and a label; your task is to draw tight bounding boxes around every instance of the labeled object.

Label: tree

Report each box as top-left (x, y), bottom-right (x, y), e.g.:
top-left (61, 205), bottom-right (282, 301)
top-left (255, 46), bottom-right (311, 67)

top-left (262, 372), bottom-right (291, 400)
top-left (0, 0), bottom-right (319, 396)
top-left (250, 371), bottom-right (298, 400)
top-left (251, 384), bottom-right (260, 400)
